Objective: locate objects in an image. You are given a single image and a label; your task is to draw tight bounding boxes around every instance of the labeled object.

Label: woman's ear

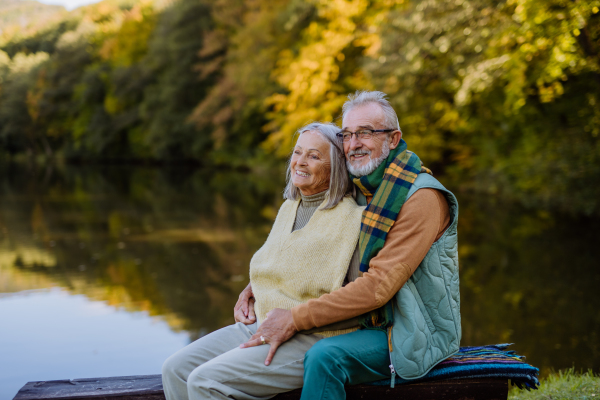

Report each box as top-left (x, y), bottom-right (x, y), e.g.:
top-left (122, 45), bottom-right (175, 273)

top-left (388, 130), bottom-right (402, 150)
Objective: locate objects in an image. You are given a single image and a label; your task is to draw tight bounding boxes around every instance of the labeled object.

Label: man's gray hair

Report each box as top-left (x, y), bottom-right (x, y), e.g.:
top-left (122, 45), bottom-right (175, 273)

top-left (342, 90), bottom-right (401, 131)
top-left (284, 122), bottom-right (351, 210)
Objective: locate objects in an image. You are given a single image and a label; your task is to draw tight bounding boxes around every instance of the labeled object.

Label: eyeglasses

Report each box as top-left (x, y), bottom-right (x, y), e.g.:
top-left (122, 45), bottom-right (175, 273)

top-left (336, 129), bottom-right (394, 142)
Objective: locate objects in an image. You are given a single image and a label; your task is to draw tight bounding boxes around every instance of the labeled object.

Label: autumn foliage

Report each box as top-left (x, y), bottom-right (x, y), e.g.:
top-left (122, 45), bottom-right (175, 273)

top-left (1, 0), bottom-right (599, 213)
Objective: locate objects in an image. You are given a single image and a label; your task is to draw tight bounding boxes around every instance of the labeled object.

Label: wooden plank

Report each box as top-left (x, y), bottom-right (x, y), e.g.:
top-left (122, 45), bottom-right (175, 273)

top-left (348, 379), bottom-right (508, 400)
top-left (14, 375), bottom-right (508, 400)
top-left (14, 375), bottom-right (164, 400)
top-left (275, 379), bottom-right (508, 400)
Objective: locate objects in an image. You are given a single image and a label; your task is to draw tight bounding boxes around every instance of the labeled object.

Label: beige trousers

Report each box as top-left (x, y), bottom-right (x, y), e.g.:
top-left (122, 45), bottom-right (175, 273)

top-left (161, 322), bottom-right (322, 400)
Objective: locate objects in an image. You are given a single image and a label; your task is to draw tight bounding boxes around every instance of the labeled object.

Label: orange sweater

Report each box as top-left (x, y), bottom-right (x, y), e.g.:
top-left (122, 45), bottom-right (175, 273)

top-left (291, 188), bottom-right (450, 331)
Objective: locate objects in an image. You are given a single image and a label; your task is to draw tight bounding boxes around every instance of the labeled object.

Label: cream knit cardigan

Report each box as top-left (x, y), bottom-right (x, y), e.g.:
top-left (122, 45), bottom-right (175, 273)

top-left (250, 196), bottom-right (364, 337)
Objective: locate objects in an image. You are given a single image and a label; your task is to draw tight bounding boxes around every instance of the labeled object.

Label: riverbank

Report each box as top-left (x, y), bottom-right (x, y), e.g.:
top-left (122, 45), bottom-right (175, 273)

top-left (509, 369), bottom-right (599, 400)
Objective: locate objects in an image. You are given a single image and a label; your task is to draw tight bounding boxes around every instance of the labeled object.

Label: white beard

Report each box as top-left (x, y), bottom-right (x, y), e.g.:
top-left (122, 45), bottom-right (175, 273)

top-left (346, 140), bottom-right (390, 177)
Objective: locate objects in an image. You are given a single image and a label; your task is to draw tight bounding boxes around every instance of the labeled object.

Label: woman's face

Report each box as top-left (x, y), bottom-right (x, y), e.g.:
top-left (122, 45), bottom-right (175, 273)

top-left (290, 131), bottom-right (331, 196)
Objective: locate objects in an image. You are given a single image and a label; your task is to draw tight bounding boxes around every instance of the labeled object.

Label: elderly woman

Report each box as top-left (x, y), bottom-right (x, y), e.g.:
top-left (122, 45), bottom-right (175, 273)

top-left (162, 122), bottom-right (364, 400)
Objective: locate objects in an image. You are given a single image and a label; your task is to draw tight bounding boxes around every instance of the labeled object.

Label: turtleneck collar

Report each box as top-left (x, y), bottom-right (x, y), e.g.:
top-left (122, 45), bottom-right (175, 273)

top-left (300, 190), bottom-right (327, 207)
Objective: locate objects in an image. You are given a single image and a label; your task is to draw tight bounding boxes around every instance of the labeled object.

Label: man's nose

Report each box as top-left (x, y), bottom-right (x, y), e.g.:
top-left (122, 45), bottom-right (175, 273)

top-left (349, 135), bottom-right (362, 150)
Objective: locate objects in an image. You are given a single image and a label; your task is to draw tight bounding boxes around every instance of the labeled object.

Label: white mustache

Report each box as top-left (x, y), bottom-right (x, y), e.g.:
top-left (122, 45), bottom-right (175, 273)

top-left (348, 149), bottom-right (371, 157)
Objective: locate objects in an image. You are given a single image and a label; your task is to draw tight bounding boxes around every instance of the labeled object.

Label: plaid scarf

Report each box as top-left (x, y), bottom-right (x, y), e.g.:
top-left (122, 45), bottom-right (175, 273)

top-left (351, 139), bottom-right (431, 330)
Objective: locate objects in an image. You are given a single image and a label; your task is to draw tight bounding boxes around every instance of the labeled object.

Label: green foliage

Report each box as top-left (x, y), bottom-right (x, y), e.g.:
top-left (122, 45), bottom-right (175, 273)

top-left (0, 19), bottom-right (78, 57)
top-left (137, 0), bottom-right (215, 160)
top-left (509, 368), bottom-right (600, 400)
top-left (366, 0), bottom-right (600, 214)
top-left (0, 50), bottom-right (51, 155)
top-left (0, 0), bottom-right (599, 213)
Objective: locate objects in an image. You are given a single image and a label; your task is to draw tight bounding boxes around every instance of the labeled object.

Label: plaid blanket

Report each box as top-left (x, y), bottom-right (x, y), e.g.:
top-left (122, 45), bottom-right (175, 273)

top-left (369, 344), bottom-right (540, 390)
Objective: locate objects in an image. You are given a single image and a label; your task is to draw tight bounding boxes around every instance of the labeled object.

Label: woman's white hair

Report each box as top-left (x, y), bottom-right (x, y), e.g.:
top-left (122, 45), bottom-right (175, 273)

top-left (283, 122), bottom-right (351, 210)
top-left (342, 90), bottom-right (401, 131)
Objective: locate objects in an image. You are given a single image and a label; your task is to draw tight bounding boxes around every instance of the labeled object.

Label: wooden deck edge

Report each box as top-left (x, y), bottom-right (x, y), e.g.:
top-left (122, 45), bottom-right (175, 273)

top-left (14, 374), bottom-right (508, 400)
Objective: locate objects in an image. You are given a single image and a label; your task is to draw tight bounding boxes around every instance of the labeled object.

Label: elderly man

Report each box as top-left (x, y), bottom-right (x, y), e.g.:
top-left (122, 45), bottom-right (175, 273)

top-left (238, 90), bottom-right (461, 399)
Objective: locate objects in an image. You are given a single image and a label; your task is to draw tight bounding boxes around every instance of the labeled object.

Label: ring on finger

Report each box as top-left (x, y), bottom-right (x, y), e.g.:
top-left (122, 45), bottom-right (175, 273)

top-left (260, 335), bottom-right (266, 345)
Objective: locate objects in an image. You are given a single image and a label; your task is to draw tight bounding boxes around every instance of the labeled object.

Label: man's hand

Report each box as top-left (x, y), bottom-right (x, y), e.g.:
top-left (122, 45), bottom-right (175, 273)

top-left (234, 283), bottom-right (256, 325)
top-left (240, 308), bottom-right (297, 366)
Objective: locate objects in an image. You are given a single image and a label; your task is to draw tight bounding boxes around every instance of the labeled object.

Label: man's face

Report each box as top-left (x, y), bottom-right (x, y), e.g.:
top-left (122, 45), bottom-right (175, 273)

top-left (342, 103), bottom-right (401, 176)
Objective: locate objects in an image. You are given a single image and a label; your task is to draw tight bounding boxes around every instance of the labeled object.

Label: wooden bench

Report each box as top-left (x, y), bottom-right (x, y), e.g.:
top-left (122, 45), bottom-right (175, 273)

top-left (13, 374), bottom-right (508, 400)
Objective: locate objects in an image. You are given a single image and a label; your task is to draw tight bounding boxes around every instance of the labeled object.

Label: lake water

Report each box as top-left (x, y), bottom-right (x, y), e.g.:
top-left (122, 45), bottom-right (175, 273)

top-left (1, 164), bottom-right (598, 399)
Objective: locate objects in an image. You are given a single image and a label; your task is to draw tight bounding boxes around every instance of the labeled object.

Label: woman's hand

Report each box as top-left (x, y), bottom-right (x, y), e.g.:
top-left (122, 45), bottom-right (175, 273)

top-left (234, 283), bottom-right (256, 325)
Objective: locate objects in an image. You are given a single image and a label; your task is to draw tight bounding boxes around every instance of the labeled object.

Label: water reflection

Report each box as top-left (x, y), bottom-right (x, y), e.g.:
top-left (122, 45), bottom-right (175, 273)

top-left (0, 164), bottom-right (283, 339)
top-left (457, 193), bottom-right (600, 376)
top-left (0, 288), bottom-right (189, 399)
top-left (0, 163), bottom-right (598, 391)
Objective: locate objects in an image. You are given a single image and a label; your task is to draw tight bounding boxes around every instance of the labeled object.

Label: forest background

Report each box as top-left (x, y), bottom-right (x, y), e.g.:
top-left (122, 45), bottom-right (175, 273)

top-left (1, 0), bottom-right (599, 216)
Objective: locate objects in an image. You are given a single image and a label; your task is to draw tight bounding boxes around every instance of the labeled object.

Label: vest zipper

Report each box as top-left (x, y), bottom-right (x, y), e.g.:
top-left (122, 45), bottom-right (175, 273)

top-left (387, 326), bottom-right (396, 388)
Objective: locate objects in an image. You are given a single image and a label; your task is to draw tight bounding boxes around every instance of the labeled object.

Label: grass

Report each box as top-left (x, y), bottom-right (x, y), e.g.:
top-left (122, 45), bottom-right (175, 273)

top-left (509, 368), bottom-right (600, 400)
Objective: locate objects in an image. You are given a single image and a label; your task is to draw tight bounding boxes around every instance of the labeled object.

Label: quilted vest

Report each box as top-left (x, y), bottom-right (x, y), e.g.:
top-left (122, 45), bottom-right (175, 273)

top-left (389, 173), bottom-right (461, 380)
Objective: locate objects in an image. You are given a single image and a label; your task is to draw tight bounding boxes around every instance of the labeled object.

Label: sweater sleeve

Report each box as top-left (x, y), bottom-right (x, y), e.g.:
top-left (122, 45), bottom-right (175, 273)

top-left (291, 188), bottom-right (451, 331)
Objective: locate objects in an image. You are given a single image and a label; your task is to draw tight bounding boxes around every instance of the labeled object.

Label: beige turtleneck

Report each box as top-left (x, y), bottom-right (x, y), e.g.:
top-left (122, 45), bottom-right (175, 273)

top-left (292, 190), bottom-right (328, 231)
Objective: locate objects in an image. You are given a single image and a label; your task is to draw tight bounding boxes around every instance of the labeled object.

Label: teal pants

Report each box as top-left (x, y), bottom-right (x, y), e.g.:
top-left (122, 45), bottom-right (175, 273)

top-left (300, 329), bottom-right (391, 400)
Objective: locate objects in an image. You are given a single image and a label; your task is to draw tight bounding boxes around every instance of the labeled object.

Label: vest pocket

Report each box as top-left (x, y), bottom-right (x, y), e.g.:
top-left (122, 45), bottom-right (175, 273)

top-left (406, 279), bottom-right (437, 334)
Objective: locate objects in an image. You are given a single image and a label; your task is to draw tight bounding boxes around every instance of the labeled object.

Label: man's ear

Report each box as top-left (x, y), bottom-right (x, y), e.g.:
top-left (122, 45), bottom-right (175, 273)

top-left (388, 130), bottom-right (402, 150)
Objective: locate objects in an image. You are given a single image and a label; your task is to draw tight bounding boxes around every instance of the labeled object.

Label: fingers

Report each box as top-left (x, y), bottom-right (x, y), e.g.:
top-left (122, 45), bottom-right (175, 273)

top-left (239, 335), bottom-right (263, 349)
top-left (237, 295), bottom-right (249, 317)
top-left (233, 308), bottom-right (244, 323)
top-left (238, 333), bottom-right (280, 365)
top-left (241, 300), bottom-right (248, 317)
top-left (234, 311), bottom-right (253, 325)
top-left (233, 298), bottom-right (244, 316)
top-left (264, 341), bottom-right (280, 366)
top-left (234, 305), bottom-right (255, 324)
top-left (238, 299), bottom-right (255, 323)
top-left (241, 291), bottom-right (254, 318)
top-left (235, 284), bottom-right (253, 318)
top-left (234, 295), bottom-right (255, 320)
top-left (247, 299), bottom-right (256, 322)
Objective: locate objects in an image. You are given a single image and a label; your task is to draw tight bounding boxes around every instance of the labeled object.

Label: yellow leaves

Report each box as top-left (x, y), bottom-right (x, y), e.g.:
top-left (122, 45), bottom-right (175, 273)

top-left (99, 3), bottom-right (156, 67)
top-left (538, 81), bottom-right (564, 103)
top-left (455, 55), bottom-right (511, 107)
top-left (317, 0), bottom-right (369, 20)
top-left (104, 92), bottom-right (121, 115)
top-left (260, 0), bottom-right (600, 168)
top-left (354, 32), bottom-right (381, 57)
top-left (495, 0), bottom-right (600, 109)
top-left (264, 0), bottom-right (375, 157)
top-left (535, 37), bottom-right (550, 50)
top-left (5, 52), bottom-right (49, 75)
